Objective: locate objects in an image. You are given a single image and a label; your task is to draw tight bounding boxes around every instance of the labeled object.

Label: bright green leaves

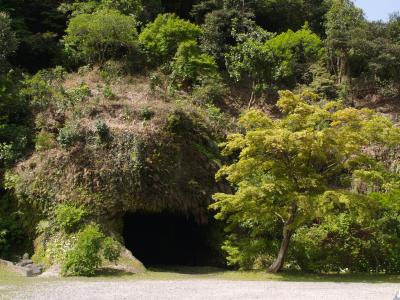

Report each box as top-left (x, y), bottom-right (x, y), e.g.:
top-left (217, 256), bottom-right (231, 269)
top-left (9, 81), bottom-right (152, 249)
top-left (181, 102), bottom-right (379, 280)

top-left (170, 40), bottom-right (219, 88)
top-left (37, 204), bottom-right (122, 276)
top-left (238, 109), bottom-right (274, 131)
top-left (139, 13), bottom-right (203, 65)
top-left (55, 204), bottom-right (86, 233)
top-left (225, 26), bottom-right (323, 92)
top-left (139, 14), bottom-right (221, 89)
top-left (211, 90), bottom-right (400, 271)
top-left (62, 222), bottom-right (122, 276)
top-left (59, 0), bottom-right (144, 17)
top-left (63, 9), bottom-right (138, 64)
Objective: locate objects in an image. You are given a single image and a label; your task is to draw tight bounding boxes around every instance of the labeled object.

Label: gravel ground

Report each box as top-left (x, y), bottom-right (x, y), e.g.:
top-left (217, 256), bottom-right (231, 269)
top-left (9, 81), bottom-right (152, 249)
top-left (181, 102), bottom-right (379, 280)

top-left (3, 280), bottom-right (400, 300)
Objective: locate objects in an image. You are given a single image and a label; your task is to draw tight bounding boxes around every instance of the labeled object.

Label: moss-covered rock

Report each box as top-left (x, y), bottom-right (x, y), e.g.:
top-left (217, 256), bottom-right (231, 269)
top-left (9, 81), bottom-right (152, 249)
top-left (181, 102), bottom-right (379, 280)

top-left (10, 69), bottom-right (230, 271)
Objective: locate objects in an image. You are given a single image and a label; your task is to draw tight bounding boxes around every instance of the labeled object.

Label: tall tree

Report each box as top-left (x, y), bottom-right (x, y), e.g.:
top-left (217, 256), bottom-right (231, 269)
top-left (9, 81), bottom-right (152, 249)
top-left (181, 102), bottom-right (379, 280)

top-left (325, 0), bottom-right (364, 85)
top-left (0, 0), bottom-right (66, 71)
top-left (211, 90), bottom-right (400, 273)
top-left (225, 27), bottom-right (323, 106)
top-left (0, 12), bottom-right (18, 69)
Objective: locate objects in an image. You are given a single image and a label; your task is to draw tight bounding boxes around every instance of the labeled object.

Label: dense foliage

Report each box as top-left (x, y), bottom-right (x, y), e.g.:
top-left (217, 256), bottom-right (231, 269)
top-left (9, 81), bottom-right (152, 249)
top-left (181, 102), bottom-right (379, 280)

top-left (170, 40), bottom-right (220, 88)
top-left (226, 26), bottom-right (323, 104)
top-left (211, 91), bottom-right (400, 272)
top-left (63, 9), bottom-right (139, 64)
top-left (139, 13), bottom-right (203, 65)
top-left (0, 0), bottom-right (400, 276)
top-left (0, 12), bottom-right (17, 68)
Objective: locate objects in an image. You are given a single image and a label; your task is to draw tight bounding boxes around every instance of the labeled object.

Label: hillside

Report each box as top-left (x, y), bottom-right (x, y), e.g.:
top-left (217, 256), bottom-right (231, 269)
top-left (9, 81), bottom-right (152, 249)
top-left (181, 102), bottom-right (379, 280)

top-left (1, 0), bottom-right (400, 276)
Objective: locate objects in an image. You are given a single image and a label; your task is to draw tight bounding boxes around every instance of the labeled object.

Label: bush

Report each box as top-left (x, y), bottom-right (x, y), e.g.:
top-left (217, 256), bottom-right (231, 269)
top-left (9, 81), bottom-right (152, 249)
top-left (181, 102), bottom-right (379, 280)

top-left (63, 9), bottom-right (138, 64)
top-left (102, 237), bottom-right (122, 262)
top-left (100, 60), bottom-right (125, 82)
top-left (65, 83), bottom-right (91, 105)
top-left (0, 194), bottom-right (26, 258)
top-left (62, 224), bottom-right (104, 276)
top-left (139, 107), bottom-right (155, 120)
top-left (225, 26), bottom-right (323, 99)
top-left (94, 119), bottom-right (110, 143)
top-left (166, 111), bottom-right (193, 135)
top-left (290, 192), bottom-right (400, 274)
top-left (57, 122), bottom-right (84, 148)
top-left (35, 131), bottom-right (56, 151)
top-left (61, 224), bottom-right (122, 276)
top-left (170, 40), bottom-right (220, 89)
top-left (0, 12), bottom-right (18, 67)
top-left (200, 8), bottom-right (255, 65)
top-left (192, 79), bottom-right (228, 104)
top-left (55, 204), bottom-right (86, 233)
top-left (139, 13), bottom-right (203, 65)
top-left (102, 85), bottom-right (116, 100)
top-left (20, 67), bottom-right (66, 111)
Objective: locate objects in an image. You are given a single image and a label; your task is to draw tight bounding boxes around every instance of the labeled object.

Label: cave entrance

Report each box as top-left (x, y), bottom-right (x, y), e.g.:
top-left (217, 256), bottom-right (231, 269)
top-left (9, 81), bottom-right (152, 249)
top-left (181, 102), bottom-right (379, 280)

top-left (123, 211), bottom-right (222, 267)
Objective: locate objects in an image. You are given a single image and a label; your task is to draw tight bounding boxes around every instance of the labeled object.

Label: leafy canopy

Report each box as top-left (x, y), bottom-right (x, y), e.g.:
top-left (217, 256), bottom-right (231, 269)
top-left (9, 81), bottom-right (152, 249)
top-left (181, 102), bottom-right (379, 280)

top-left (226, 26), bottom-right (323, 92)
top-left (55, 204), bottom-right (86, 233)
top-left (139, 13), bottom-right (203, 65)
top-left (170, 40), bottom-right (220, 88)
top-left (0, 12), bottom-right (17, 67)
top-left (63, 9), bottom-right (138, 64)
top-left (211, 90), bottom-right (400, 271)
top-left (59, 0), bottom-right (144, 17)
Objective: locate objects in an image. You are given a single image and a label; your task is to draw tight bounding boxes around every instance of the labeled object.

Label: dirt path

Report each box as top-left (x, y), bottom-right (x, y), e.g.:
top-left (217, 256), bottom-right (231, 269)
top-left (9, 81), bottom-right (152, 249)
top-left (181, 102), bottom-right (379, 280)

top-left (3, 279), bottom-right (399, 300)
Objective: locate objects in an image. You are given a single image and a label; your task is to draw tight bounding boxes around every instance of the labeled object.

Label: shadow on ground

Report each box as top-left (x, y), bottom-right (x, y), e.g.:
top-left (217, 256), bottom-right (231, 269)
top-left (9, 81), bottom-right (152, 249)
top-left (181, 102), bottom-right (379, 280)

top-left (147, 265), bottom-right (227, 275)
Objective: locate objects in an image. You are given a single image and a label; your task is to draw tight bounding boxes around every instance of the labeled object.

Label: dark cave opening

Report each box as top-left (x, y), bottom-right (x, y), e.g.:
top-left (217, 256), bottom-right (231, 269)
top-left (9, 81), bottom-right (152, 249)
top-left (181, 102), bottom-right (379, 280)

top-left (123, 211), bottom-right (223, 267)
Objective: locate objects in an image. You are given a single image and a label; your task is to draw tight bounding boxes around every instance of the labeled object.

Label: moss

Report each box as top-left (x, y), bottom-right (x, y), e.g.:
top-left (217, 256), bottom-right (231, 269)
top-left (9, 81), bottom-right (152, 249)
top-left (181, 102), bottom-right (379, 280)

top-left (12, 71), bottom-right (229, 273)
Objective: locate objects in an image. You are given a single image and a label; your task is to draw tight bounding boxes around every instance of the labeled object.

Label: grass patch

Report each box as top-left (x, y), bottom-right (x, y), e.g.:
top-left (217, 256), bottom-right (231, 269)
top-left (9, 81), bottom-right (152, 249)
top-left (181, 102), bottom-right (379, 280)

top-left (0, 264), bottom-right (30, 298)
top-left (0, 264), bottom-right (27, 285)
top-left (134, 266), bottom-right (400, 283)
top-left (1, 264), bottom-right (400, 284)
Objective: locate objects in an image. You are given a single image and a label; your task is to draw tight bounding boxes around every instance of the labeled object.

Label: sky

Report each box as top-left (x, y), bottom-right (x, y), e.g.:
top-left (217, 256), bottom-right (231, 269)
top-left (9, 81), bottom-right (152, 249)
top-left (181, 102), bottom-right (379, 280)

top-left (354, 0), bottom-right (400, 21)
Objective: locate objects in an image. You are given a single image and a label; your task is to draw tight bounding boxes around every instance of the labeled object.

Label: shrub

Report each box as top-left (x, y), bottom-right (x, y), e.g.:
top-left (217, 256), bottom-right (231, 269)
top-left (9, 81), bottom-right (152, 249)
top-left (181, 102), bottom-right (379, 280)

top-left (35, 131), bottom-right (56, 151)
top-left (0, 193), bottom-right (26, 258)
top-left (204, 103), bottom-right (227, 129)
top-left (139, 107), bottom-right (155, 121)
top-left (55, 204), bottom-right (86, 233)
top-left (63, 9), bottom-right (138, 64)
top-left (166, 111), bottom-right (193, 135)
top-left (65, 83), bottom-right (91, 104)
top-left (200, 8), bottom-right (256, 64)
top-left (102, 237), bottom-right (122, 262)
top-left (62, 224), bottom-right (104, 276)
top-left (102, 85), bottom-right (116, 100)
top-left (57, 122), bottom-right (84, 148)
top-left (192, 79), bottom-right (228, 104)
top-left (226, 26), bottom-right (323, 95)
top-left (100, 60), bottom-right (124, 82)
top-left (149, 73), bottom-right (163, 94)
top-left (20, 67), bottom-right (66, 111)
top-left (61, 224), bottom-right (122, 276)
top-left (0, 12), bottom-right (18, 66)
top-left (170, 40), bottom-right (220, 89)
top-left (139, 14), bottom-right (203, 65)
top-left (94, 119), bottom-right (110, 143)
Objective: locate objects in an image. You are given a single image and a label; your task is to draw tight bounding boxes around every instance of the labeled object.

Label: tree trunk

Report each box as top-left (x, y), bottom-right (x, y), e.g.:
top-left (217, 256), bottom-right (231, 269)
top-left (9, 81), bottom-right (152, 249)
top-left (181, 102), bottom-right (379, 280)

top-left (267, 202), bottom-right (298, 273)
top-left (248, 81), bottom-right (256, 109)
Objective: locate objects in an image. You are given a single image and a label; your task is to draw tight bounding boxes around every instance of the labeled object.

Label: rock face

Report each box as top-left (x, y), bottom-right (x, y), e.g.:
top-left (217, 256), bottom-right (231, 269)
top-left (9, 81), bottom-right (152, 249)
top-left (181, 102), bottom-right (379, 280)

top-left (0, 255), bottom-right (43, 277)
top-left (104, 248), bottom-right (146, 274)
top-left (13, 104), bottom-right (223, 226)
top-left (9, 72), bottom-right (229, 273)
